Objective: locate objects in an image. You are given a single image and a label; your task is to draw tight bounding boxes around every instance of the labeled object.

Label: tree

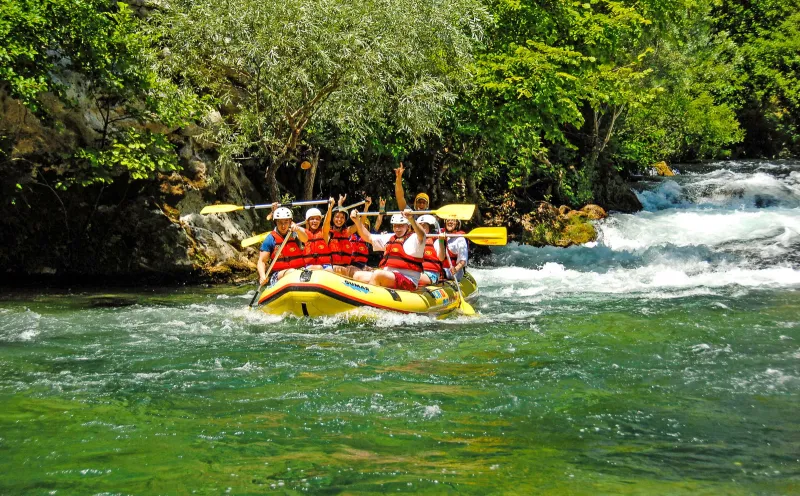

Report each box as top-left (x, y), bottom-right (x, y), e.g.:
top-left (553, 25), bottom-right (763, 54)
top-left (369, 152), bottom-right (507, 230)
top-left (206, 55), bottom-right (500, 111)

top-left (157, 0), bottom-right (489, 200)
top-left (1, 0), bottom-right (200, 192)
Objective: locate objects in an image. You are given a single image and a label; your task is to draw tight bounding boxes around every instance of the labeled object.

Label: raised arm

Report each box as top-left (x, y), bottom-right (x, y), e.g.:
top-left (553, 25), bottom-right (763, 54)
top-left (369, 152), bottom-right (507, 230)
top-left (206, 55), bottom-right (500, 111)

top-left (374, 197), bottom-right (385, 232)
top-left (404, 209), bottom-right (425, 244)
top-left (321, 197), bottom-right (334, 241)
top-left (350, 209), bottom-right (373, 244)
top-left (394, 162), bottom-right (408, 210)
top-left (348, 196), bottom-right (371, 235)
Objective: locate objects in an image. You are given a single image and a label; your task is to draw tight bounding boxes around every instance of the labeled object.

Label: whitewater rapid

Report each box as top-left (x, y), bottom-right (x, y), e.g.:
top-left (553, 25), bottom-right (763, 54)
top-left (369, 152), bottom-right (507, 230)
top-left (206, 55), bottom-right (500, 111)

top-left (478, 160), bottom-right (800, 303)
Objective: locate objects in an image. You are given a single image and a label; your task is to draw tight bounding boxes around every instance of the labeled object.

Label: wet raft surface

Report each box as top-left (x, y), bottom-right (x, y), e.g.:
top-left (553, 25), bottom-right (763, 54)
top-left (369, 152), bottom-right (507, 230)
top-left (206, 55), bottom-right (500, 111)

top-left (1, 160), bottom-right (800, 494)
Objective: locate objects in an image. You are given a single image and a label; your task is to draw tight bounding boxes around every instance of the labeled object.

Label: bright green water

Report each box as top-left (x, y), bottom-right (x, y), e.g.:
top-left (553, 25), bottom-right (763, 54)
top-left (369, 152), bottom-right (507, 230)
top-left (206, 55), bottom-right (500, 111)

top-left (1, 286), bottom-right (798, 494)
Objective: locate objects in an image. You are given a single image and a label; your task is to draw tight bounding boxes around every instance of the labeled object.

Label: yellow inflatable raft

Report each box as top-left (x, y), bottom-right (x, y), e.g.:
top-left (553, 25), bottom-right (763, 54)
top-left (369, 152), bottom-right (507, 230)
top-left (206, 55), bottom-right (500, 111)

top-left (255, 269), bottom-right (478, 318)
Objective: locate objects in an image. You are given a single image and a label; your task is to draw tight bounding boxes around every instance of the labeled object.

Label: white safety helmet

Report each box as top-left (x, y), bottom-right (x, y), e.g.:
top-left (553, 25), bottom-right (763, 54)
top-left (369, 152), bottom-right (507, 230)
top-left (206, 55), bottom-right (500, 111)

top-left (390, 213), bottom-right (409, 225)
top-left (273, 207), bottom-right (292, 220)
top-left (305, 207), bottom-right (322, 220)
top-left (417, 214), bottom-right (437, 227)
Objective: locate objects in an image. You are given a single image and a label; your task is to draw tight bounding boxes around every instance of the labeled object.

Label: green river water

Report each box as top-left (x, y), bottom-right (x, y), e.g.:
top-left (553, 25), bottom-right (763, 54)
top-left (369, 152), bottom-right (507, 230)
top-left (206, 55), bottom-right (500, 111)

top-left (2, 161), bottom-right (800, 494)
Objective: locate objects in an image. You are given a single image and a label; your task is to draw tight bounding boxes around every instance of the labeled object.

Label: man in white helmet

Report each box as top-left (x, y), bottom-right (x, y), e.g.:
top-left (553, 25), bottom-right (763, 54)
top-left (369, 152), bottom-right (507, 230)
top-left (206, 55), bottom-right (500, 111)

top-left (258, 206), bottom-right (308, 286)
top-left (350, 208), bottom-right (426, 291)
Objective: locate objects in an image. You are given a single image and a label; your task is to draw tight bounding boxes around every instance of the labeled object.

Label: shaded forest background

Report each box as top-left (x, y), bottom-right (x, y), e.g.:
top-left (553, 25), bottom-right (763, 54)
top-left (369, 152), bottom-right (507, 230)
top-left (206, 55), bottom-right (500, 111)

top-left (1, 0), bottom-right (798, 280)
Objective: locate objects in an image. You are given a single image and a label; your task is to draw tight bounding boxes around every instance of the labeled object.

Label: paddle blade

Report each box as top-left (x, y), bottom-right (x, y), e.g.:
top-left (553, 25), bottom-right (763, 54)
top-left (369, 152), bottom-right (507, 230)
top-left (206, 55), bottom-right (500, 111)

top-left (464, 227), bottom-right (507, 246)
top-left (434, 204), bottom-right (475, 220)
top-left (200, 204), bottom-right (244, 214)
top-left (241, 232), bottom-right (268, 248)
top-left (459, 298), bottom-right (476, 315)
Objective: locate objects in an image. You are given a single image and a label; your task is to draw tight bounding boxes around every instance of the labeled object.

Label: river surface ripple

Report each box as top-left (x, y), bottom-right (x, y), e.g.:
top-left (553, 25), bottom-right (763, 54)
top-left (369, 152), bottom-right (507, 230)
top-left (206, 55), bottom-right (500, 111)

top-left (1, 160), bottom-right (799, 494)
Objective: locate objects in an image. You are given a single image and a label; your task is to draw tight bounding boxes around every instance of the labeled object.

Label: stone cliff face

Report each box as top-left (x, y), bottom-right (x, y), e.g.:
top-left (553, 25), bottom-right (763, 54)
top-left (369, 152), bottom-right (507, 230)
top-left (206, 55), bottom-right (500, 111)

top-left (0, 85), bottom-right (263, 283)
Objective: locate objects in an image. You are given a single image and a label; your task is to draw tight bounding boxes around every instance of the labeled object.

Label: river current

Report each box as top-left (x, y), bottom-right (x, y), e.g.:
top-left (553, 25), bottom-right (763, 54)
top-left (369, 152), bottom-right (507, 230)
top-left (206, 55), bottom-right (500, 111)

top-left (1, 160), bottom-right (799, 494)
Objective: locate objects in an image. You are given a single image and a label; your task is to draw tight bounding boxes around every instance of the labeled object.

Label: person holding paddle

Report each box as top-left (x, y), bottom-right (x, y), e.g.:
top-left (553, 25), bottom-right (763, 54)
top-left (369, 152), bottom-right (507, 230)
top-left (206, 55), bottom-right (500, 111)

top-left (257, 207), bottom-right (308, 286)
top-left (441, 218), bottom-right (468, 281)
top-left (350, 208), bottom-right (426, 291)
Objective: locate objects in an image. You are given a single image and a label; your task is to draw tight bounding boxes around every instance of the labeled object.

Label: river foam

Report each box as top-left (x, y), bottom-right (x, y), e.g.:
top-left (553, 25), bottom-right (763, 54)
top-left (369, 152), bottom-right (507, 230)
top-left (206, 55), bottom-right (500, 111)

top-left (482, 160), bottom-right (800, 301)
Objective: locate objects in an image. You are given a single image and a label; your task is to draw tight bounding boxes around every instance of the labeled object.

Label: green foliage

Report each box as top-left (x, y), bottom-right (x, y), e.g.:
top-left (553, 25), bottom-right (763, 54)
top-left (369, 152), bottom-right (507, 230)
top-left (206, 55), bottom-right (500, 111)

top-left (1, 0), bottom-right (202, 198)
top-left (1, 0), bottom-right (145, 109)
top-left (71, 130), bottom-right (180, 189)
top-left (712, 0), bottom-right (800, 156)
top-left (157, 0), bottom-right (489, 198)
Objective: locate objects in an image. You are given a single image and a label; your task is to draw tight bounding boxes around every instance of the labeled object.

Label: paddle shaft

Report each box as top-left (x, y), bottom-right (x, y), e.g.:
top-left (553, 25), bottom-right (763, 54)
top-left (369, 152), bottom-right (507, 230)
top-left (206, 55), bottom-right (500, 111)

top-left (445, 247), bottom-right (474, 315)
top-left (244, 199), bottom-right (328, 211)
top-left (356, 204), bottom-right (474, 221)
top-left (359, 210), bottom-right (428, 216)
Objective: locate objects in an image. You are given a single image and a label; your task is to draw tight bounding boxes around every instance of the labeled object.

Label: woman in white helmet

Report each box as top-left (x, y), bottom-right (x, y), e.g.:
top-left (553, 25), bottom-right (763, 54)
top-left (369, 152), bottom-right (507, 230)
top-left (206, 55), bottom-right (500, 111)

top-left (301, 198), bottom-right (335, 270)
top-left (440, 218), bottom-right (468, 281)
top-left (349, 208), bottom-right (426, 291)
top-left (258, 206), bottom-right (308, 286)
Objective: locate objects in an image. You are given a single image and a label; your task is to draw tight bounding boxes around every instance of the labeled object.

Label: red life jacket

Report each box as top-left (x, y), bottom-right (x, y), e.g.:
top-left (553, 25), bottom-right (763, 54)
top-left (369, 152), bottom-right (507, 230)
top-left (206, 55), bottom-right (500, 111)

top-left (329, 228), bottom-right (353, 266)
top-left (379, 233), bottom-right (423, 273)
top-left (303, 227), bottom-right (333, 267)
top-left (350, 233), bottom-right (369, 264)
top-left (422, 238), bottom-right (443, 277)
top-left (440, 229), bottom-right (466, 269)
top-left (269, 230), bottom-right (305, 271)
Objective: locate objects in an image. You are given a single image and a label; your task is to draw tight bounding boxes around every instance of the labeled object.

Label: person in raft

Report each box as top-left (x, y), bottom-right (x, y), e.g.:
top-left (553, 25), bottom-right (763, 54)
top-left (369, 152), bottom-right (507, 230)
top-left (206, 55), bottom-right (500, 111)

top-left (394, 162), bottom-right (430, 212)
top-left (300, 197), bottom-right (335, 270)
top-left (350, 208), bottom-right (426, 291)
top-left (330, 194), bottom-right (372, 276)
top-left (441, 218), bottom-right (468, 281)
top-left (417, 214), bottom-right (446, 286)
top-left (258, 207), bottom-right (308, 286)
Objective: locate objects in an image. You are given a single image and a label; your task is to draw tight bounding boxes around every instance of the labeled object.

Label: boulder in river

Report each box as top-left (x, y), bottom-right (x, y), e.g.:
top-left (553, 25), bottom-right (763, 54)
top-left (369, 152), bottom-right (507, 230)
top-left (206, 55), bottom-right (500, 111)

top-left (652, 161), bottom-right (675, 176)
top-left (521, 202), bottom-right (601, 247)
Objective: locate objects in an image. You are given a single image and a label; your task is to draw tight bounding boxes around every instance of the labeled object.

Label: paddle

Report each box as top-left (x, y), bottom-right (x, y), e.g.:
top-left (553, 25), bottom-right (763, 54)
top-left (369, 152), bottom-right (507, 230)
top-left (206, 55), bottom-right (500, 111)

top-left (240, 200), bottom-right (367, 248)
top-left (444, 247), bottom-right (475, 316)
top-left (201, 199), bottom-right (328, 215)
top-left (427, 227), bottom-right (507, 246)
top-left (249, 229), bottom-right (295, 307)
top-left (358, 204), bottom-right (475, 221)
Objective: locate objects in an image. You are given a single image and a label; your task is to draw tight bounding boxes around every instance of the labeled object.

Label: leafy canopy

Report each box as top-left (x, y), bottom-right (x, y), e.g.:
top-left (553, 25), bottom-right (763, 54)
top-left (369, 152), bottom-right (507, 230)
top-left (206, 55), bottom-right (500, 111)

top-left (157, 0), bottom-right (489, 198)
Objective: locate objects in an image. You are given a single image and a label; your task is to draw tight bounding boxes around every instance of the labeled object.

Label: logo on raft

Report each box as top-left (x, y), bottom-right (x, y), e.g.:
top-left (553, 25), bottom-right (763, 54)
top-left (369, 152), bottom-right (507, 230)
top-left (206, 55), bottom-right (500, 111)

top-left (343, 280), bottom-right (370, 294)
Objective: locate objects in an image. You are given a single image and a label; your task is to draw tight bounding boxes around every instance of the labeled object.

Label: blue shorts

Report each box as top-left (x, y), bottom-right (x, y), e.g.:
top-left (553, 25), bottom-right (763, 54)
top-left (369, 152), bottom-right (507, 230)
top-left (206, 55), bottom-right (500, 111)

top-left (423, 271), bottom-right (440, 284)
top-left (322, 264), bottom-right (333, 270)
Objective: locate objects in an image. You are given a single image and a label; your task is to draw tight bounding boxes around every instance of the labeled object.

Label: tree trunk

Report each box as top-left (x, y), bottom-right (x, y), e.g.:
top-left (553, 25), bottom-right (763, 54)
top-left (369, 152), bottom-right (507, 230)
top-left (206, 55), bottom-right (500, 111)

top-left (302, 150), bottom-right (320, 200)
top-left (465, 163), bottom-right (481, 224)
top-left (265, 159), bottom-right (283, 202)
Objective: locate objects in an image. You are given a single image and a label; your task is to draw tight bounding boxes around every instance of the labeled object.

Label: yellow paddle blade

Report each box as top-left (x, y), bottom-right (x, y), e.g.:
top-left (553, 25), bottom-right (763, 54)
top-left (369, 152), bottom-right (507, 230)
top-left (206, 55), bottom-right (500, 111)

top-left (241, 232), bottom-right (268, 248)
top-left (200, 204), bottom-right (245, 214)
top-left (433, 204), bottom-right (475, 220)
top-left (463, 227), bottom-right (507, 246)
top-left (459, 298), bottom-right (476, 315)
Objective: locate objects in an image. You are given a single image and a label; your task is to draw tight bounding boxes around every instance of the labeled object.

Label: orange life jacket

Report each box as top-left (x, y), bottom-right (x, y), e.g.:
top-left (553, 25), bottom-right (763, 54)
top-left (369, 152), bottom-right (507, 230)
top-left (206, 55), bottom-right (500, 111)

top-left (269, 230), bottom-right (306, 271)
top-left (303, 227), bottom-right (333, 267)
top-left (378, 233), bottom-right (423, 273)
top-left (422, 238), bottom-right (443, 277)
top-left (350, 233), bottom-right (369, 264)
top-left (329, 228), bottom-right (353, 266)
